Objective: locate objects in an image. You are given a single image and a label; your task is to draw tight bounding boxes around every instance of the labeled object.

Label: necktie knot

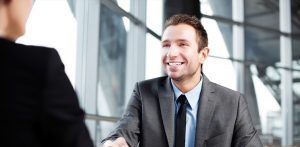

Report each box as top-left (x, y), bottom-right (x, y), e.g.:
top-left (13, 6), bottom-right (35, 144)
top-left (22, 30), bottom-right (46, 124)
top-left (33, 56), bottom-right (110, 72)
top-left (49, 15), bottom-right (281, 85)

top-left (178, 94), bottom-right (187, 105)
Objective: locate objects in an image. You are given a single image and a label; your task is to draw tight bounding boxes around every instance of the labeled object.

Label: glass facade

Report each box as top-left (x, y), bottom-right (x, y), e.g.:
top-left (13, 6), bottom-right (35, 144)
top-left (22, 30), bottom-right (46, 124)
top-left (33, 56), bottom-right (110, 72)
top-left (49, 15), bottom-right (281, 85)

top-left (146, 0), bottom-right (163, 36)
top-left (294, 71), bottom-right (300, 144)
top-left (96, 3), bottom-right (128, 140)
top-left (245, 27), bottom-right (280, 65)
top-left (201, 18), bottom-right (233, 58)
top-left (244, 27), bottom-right (281, 141)
top-left (145, 33), bottom-right (163, 79)
top-left (245, 0), bottom-right (279, 30)
top-left (116, 0), bottom-right (130, 12)
top-left (97, 3), bottom-right (127, 118)
top-left (292, 0), bottom-right (300, 144)
top-left (200, 0), bottom-right (232, 19)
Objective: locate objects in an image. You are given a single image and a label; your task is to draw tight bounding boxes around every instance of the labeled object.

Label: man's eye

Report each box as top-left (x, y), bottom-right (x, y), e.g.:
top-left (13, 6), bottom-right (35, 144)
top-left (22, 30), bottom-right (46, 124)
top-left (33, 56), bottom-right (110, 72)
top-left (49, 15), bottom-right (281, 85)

top-left (162, 44), bottom-right (170, 47)
top-left (179, 43), bottom-right (187, 46)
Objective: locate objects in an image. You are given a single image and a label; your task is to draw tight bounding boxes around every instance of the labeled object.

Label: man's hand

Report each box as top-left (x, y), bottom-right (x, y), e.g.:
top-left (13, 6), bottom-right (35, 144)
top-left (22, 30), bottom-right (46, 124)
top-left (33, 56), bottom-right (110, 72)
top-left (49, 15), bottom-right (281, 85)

top-left (103, 137), bottom-right (129, 147)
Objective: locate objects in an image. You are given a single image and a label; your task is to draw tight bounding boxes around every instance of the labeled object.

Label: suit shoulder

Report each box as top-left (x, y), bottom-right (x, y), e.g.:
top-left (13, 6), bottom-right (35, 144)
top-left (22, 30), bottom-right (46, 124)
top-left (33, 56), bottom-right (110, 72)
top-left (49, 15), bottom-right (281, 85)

top-left (206, 82), bottom-right (245, 109)
top-left (209, 81), bottom-right (242, 98)
top-left (22, 43), bottom-right (60, 60)
top-left (3, 42), bottom-right (61, 71)
top-left (134, 76), bottom-right (168, 92)
top-left (6, 41), bottom-right (58, 59)
top-left (21, 44), bottom-right (58, 56)
top-left (137, 76), bottom-right (168, 86)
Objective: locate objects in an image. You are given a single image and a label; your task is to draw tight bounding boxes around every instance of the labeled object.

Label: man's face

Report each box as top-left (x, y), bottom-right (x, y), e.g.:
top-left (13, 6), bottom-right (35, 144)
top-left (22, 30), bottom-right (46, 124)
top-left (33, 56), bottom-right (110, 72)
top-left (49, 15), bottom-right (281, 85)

top-left (161, 24), bottom-right (207, 82)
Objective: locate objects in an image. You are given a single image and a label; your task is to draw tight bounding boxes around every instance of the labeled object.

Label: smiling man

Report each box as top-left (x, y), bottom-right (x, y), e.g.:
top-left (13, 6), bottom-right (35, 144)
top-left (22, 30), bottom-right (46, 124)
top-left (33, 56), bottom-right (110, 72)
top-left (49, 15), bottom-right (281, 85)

top-left (102, 14), bottom-right (262, 147)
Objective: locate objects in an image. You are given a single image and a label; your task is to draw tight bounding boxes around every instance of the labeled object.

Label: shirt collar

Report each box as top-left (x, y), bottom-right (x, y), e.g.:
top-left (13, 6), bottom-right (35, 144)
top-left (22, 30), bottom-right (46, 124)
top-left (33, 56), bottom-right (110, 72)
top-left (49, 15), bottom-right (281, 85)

top-left (171, 77), bottom-right (203, 110)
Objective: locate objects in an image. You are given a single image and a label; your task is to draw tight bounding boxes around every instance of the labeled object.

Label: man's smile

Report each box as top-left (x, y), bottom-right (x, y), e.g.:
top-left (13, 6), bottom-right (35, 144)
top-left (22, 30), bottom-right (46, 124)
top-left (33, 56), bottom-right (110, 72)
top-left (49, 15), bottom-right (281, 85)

top-left (167, 62), bottom-right (184, 66)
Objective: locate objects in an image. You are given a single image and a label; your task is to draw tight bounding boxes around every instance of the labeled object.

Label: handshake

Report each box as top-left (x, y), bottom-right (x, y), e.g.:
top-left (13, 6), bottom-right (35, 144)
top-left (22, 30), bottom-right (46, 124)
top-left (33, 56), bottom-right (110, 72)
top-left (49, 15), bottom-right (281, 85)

top-left (103, 137), bottom-right (128, 147)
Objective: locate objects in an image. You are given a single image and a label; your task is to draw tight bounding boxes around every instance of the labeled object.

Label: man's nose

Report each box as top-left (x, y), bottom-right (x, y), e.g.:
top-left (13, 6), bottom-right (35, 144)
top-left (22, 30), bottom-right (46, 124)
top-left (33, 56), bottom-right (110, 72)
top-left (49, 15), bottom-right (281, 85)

top-left (167, 45), bottom-right (179, 58)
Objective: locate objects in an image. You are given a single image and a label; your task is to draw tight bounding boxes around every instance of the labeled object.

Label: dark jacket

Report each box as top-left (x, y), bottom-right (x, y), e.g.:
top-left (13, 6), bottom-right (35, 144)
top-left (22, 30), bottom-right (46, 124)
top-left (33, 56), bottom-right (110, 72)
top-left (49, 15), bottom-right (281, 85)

top-left (0, 38), bottom-right (93, 147)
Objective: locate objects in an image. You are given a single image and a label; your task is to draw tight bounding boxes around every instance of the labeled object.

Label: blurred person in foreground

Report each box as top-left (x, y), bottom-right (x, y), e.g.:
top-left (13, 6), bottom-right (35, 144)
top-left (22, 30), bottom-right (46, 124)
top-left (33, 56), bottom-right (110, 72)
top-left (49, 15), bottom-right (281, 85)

top-left (0, 0), bottom-right (93, 146)
top-left (102, 14), bottom-right (262, 147)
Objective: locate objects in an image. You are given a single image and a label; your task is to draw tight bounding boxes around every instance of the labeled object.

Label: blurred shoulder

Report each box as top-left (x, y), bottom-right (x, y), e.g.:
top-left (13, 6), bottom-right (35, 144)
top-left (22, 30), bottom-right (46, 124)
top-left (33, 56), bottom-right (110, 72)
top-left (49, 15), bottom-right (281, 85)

top-left (1, 38), bottom-right (61, 70)
top-left (1, 38), bottom-right (58, 56)
top-left (138, 76), bottom-right (168, 86)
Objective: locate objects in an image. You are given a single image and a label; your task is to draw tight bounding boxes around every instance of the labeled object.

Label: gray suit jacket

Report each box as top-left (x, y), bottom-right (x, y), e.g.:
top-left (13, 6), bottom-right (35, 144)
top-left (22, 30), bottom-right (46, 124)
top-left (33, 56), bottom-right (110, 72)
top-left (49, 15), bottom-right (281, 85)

top-left (102, 75), bottom-right (262, 147)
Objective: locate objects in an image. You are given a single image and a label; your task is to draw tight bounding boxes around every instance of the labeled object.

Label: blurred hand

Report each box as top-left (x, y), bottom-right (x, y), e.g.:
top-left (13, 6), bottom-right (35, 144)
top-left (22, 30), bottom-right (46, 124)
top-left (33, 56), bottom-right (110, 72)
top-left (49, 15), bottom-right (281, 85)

top-left (103, 137), bottom-right (129, 147)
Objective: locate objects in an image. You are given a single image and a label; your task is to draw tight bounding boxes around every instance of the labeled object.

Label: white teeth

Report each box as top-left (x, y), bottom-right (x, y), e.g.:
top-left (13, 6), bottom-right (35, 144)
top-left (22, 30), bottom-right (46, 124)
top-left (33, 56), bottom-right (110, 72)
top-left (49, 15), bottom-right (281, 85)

top-left (168, 62), bottom-right (182, 66)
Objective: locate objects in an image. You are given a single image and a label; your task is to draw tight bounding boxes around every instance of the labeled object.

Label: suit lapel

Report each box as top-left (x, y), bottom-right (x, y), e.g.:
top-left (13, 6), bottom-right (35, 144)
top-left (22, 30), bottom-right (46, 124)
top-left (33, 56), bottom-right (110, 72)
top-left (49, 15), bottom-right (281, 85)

top-left (195, 75), bottom-right (216, 147)
top-left (158, 77), bottom-right (175, 147)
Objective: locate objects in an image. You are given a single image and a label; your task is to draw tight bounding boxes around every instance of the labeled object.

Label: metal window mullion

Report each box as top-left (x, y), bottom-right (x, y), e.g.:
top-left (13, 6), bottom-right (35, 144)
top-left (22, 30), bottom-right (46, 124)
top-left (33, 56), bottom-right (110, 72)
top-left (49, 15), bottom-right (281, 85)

top-left (280, 0), bottom-right (293, 146)
top-left (125, 0), bottom-right (147, 103)
top-left (233, 0), bottom-right (245, 93)
top-left (75, 0), bottom-right (87, 108)
top-left (75, 0), bottom-right (101, 142)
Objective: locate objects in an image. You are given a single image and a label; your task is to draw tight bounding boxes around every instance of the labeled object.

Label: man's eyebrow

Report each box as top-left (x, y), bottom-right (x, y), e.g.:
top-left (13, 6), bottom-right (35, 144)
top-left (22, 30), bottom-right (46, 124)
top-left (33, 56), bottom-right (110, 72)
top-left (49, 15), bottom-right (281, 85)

top-left (176, 39), bottom-right (189, 42)
top-left (161, 40), bottom-right (170, 43)
top-left (162, 39), bottom-right (189, 43)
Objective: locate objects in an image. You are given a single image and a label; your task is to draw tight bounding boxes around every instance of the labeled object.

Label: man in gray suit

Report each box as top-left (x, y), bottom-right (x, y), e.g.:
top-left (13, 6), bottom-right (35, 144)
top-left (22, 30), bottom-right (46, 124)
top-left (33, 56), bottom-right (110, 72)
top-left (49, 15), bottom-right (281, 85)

top-left (102, 14), bottom-right (262, 147)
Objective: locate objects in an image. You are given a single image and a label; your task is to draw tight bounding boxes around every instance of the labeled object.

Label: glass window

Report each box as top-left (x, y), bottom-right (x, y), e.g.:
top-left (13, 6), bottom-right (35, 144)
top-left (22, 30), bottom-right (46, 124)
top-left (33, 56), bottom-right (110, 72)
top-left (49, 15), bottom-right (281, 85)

top-left (204, 57), bottom-right (237, 91)
top-left (245, 0), bottom-right (279, 30)
top-left (97, 4), bottom-right (129, 117)
top-left (245, 25), bottom-right (281, 145)
top-left (291, 1), bottom-right (300, 143)
top-left (146, 0), bottom-right (163, 36)
top-left (293, 38), bottom-right (300, 69)
top-left (293, 70), bottom-right (300, 144)
top-left (291, 0), bottom-right (300, 35)
top-left (248, 64), bottom-right (282, 146)
top-left (292, 0), bottom-right (300, 69)
top-left (245, 27), bottom-right (280, 65)
top-left (201, 18), bottom-right (233, 58)
top-left (200, 0), bottom-right (232, 19)
top-left (146, 33), bottom-right (163, 80)
top-left (116, 0), bottom-right (130, 12)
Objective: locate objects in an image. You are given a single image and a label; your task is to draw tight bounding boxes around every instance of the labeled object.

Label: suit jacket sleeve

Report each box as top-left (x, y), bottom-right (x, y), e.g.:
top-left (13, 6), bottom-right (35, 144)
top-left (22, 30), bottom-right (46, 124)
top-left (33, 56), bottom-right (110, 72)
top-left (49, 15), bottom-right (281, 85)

top-left (232, 94), bottom-right (262, 147)
top-left (42, 49), bottom-right (94, 147)
top-left (102, 82), bottom-right (142, 147)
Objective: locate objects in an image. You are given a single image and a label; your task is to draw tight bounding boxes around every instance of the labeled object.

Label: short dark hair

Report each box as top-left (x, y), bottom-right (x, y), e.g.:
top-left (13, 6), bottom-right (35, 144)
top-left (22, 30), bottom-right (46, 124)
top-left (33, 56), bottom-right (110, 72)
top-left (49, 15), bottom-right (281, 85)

top-left (163, 14), bottom-right (208, 51)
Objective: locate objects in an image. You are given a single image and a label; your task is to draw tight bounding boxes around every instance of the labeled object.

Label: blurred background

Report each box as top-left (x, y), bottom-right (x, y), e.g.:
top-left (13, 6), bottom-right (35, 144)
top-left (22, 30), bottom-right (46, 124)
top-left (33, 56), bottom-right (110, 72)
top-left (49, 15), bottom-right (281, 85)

top-left (17, 0), bottom-right (300, 146)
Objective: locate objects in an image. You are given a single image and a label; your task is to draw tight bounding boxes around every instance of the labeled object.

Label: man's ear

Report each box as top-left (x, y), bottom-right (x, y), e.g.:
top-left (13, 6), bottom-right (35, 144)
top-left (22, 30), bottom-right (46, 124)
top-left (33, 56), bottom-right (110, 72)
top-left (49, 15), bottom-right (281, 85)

top-left (198, 47), bottom-right (210, 63)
